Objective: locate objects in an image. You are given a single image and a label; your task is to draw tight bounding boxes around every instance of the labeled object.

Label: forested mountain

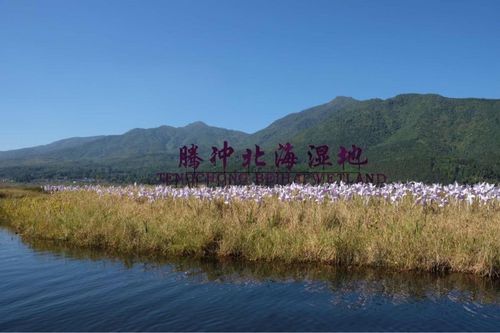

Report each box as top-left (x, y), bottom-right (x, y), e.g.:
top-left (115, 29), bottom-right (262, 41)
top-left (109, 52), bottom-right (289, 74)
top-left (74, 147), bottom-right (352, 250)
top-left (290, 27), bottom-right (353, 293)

top-left (0, 136), bottom-right (104, 160)
top-left (1, 94), bottom-right (499, 184)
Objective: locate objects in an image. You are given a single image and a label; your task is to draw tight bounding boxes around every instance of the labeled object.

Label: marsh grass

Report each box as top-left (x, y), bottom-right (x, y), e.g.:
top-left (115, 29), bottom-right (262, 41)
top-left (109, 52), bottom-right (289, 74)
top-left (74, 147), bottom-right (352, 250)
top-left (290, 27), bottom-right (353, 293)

top-left (0, 190), bottom-right (499, 277)
top-left (0, 186), bottom-right (44, 199)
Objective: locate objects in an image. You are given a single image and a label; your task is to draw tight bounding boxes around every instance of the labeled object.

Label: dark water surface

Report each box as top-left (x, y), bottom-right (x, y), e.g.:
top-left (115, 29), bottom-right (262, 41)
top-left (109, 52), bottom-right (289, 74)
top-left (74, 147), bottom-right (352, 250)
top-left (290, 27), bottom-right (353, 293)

top-left (0, 227), bottom-right (499, 332)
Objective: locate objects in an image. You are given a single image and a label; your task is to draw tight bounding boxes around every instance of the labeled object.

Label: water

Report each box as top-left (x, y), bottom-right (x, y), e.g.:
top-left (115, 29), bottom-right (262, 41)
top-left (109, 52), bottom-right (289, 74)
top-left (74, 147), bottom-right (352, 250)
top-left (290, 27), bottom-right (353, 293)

top-left (1, 227), bottom-right (499, 331)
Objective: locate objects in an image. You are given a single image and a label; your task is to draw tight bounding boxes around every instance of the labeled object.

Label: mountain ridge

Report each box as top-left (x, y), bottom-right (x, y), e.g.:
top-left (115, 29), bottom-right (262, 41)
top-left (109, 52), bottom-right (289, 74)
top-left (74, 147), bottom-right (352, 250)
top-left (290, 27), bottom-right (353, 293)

top-left (1, 93), bottom-right (499, 183)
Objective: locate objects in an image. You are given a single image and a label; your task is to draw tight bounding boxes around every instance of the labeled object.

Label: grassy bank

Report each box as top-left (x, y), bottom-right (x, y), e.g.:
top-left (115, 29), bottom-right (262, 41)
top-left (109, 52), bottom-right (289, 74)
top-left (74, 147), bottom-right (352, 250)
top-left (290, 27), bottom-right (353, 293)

top-left (0, 188), bottom-right (499, 277)
top-left (0, 185), bottom-right (44, 199)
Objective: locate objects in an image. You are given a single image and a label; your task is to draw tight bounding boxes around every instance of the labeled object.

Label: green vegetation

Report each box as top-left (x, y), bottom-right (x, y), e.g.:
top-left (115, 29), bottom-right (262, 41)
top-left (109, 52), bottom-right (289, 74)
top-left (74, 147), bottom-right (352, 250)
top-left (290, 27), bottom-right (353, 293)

top-left (1, 189), bottom-right (499, 277)
top-left (0, 94), bottom-right (499, 183)
top-left (0, 185), bottom-right (44, 199)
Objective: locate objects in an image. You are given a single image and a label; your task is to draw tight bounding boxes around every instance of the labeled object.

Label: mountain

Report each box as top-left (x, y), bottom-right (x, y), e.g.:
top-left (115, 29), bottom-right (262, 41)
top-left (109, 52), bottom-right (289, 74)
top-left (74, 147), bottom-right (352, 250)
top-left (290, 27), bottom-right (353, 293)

top-left (0, 94), bottom-right (499, 183)
top-left (249, 96), bottom-right (360, 145)
top-left (292, 94), bottom-right (500, 183)
top-left (0, 136), bottom-right (104, 160)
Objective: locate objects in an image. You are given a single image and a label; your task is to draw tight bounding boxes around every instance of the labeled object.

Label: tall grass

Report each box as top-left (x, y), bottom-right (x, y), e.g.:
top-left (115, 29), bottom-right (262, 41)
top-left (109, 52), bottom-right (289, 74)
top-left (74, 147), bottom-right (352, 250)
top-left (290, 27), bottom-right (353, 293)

top-left (1, 190), bottom-right (499, 277)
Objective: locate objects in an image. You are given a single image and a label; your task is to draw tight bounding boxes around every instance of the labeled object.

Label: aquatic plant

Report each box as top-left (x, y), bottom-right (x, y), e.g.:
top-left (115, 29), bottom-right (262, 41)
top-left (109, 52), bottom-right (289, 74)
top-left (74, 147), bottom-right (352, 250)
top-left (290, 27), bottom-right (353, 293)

top-left (1, 182), bottom-right (499, 277)
top-left (42, 182), bottom-right (500, 207)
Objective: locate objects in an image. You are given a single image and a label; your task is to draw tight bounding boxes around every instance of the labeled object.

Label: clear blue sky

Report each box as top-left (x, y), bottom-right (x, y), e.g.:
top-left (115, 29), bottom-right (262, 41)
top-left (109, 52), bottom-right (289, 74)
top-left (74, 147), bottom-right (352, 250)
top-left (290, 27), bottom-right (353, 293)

top-left (1, 0), bottom-right (499, 151)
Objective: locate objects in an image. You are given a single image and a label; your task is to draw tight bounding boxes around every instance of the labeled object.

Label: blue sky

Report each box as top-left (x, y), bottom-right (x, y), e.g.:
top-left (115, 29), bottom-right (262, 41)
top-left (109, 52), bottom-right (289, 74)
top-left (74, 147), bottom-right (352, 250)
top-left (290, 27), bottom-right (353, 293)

top-left (1, 0), bottom-right (499, 150)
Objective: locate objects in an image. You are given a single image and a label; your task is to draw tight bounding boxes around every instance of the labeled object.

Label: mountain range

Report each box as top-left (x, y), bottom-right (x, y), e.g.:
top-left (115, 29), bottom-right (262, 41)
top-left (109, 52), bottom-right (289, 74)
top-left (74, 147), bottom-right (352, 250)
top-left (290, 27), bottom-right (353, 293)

top-left (1, 93), bottom-right (499, 184)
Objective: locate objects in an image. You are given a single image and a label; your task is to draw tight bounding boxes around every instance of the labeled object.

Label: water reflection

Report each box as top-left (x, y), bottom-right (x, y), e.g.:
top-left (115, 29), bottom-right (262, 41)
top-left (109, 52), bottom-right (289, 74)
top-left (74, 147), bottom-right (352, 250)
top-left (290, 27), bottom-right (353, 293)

top-left (2, 227), bottom-right (499, 331)
top-left (23, 231), bottom-right (500, 306)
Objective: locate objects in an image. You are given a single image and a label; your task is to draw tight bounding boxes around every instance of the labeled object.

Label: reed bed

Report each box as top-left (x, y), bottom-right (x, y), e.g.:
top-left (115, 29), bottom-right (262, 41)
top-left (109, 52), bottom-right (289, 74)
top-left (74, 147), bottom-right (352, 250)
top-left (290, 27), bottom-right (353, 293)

top-left (0, 183), bottom-right (499, 277)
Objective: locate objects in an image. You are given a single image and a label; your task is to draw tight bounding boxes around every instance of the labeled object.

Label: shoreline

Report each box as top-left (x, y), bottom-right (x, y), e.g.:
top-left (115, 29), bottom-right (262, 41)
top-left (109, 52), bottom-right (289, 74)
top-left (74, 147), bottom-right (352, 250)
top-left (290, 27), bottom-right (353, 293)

top-left (1, 185), bottom-right (499, 278)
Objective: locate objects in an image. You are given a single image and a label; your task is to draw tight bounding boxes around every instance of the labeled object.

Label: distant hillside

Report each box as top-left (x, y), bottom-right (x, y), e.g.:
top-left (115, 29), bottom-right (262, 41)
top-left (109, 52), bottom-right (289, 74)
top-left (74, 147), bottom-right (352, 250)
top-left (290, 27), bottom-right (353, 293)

top-left (290, 94), bottom-right (500, 183)
top-left (0, 94), bottom-right (499, 183)
top-left (0, 136), bottom-right (104, 160)
top-left (249, 96), bottom-right (360, 145)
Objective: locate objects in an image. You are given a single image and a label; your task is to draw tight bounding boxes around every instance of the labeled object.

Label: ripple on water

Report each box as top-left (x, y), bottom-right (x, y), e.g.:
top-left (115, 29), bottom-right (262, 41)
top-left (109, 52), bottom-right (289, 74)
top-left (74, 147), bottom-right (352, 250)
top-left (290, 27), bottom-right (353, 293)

top-left (0, 227), bottom-right (499, 331)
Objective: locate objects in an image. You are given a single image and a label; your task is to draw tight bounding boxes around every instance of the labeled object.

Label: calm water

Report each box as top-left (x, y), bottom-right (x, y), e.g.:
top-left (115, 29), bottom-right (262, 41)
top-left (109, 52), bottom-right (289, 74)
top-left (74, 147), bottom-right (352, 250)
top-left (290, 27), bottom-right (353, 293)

top-left (1, 227), bottom-right (499, 332)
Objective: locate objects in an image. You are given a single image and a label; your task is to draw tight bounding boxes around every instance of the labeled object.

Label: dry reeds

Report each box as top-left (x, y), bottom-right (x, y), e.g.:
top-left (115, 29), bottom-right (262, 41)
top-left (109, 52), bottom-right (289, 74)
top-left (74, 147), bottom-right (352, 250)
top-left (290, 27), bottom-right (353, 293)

top-left (1, 190), bottom-right (499, 277)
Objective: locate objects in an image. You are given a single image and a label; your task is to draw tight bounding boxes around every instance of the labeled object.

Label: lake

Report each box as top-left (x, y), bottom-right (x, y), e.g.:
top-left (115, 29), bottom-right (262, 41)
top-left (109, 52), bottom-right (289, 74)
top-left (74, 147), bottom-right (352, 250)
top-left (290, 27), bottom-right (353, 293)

top-left (0, 227), bottom-right (499, 331)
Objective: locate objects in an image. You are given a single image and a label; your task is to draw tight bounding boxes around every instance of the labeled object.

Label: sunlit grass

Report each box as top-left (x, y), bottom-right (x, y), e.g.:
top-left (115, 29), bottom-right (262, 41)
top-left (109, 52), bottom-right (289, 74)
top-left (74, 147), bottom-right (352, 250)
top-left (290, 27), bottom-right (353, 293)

top-left (0, 188), bottom-right (499, 277)
top-left (0, 186), bottom-right (44, 199)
